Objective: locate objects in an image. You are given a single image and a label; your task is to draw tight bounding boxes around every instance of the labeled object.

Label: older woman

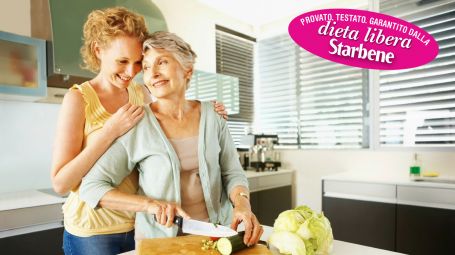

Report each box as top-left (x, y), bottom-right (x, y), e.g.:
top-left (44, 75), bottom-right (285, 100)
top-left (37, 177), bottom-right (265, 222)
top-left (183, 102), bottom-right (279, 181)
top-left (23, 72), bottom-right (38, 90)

top-left (80, 31), bottom-right (263, 245)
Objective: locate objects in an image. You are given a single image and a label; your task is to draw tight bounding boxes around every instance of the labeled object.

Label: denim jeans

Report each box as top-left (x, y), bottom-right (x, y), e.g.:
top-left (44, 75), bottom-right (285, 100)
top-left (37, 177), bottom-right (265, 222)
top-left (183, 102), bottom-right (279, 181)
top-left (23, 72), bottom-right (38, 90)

top-left (63, 229), bottom-right (135, 255)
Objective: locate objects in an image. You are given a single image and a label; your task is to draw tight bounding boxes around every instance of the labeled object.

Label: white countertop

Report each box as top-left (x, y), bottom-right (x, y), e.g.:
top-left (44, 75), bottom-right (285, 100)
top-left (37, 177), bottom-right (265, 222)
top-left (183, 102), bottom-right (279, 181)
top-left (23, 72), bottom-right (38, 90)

top-left (118, 225), bottom-right (403, 255)
top-left (330, 240), bottom-right (404, 255)
top-left (0, 189), bottom-right (65, 211)
top-left (322, 171), bottom-right (455, 189)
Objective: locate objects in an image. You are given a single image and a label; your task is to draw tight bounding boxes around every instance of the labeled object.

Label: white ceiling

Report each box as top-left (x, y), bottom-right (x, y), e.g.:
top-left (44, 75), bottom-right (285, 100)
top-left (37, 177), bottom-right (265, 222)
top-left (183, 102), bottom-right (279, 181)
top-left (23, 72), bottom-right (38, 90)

top-left (197, 0), bottom-right (337, 27)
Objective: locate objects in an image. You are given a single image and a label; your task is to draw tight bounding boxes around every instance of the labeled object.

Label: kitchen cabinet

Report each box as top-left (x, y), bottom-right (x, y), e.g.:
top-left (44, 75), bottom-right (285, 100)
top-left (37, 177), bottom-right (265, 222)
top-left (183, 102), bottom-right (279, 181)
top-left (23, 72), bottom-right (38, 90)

top-left (322, 176), bottom-right (455, 254)
top-left (246, 170), bottom-right (294, 226)
top-left (396, 204), bottom-right (455, 255)
top-left (0, 31), bottom-right (47, 101)
top-left (0, 190), bottom-right (65, 255)
top-left (322, 180), bottom-right (397, 250)
top-left (323, 197), bottom-right (396, 251)
top-left (0, 227), bottom-right (63, 255)
top-left (395, 185), bottom-right (455, 255)
top-left (252, 185), bottom-right (292, 226)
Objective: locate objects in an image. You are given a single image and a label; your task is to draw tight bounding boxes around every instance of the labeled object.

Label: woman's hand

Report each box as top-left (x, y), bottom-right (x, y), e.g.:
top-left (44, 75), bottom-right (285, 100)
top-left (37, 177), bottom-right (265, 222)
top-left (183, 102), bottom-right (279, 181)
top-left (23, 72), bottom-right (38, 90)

top-left (230, 198), bottom-right (264, 246)
top-left (103, 103), bottom-right (144, 139)
top-left (146, 199), bottom-right (190, 227)
top-left (212, 100), bottom-right (228, 120)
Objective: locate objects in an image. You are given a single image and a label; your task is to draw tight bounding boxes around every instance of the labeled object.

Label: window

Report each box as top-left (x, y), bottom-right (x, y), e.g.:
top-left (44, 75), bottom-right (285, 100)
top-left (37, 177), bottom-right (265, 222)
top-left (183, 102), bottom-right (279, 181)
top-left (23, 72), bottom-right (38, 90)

top-left (216, 25), bottom-right (255, 145)
top-left (379, 0), bottom-right (455, 147)
top-left (255, 35), bottom-right (299, 148)
top-left (256, 35), bottom-right (368, 149)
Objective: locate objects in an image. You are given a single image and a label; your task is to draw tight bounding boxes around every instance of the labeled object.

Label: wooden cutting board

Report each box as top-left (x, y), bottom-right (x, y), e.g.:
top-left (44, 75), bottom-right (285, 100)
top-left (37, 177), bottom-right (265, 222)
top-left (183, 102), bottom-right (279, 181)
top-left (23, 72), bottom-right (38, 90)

top-left (138, 235), bottom-right (272, 255)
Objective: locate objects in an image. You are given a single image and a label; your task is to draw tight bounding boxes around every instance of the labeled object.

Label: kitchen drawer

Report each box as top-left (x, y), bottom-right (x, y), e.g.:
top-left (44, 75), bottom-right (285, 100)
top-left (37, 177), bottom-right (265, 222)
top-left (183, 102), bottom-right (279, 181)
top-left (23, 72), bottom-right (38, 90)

top-left (0, 226), bottom-right (64, 255)
top-left (397, 185), bottom-right (455, 210)
top-left (248, 173), bottom-right (292, 192)
top-left (0, 203), bottom-right (63, 231)
top-left (248, 178), bottom-right (259, 192)
top-left (324, 180), bottom-right (396, 204)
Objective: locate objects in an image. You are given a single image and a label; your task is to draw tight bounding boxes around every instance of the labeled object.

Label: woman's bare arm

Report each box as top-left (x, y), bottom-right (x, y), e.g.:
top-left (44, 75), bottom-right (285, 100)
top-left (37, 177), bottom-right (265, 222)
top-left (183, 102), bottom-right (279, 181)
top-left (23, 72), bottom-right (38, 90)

top-left (50, 90), bottom-right (144, 195)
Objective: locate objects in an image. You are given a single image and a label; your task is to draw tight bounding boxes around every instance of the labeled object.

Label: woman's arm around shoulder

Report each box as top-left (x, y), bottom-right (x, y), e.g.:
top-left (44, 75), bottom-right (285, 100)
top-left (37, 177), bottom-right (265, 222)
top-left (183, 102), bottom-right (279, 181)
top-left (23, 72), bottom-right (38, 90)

top-left (210, 103), bottom-right (248, 194)
top-left (50, 89), bottom-right (144, 195)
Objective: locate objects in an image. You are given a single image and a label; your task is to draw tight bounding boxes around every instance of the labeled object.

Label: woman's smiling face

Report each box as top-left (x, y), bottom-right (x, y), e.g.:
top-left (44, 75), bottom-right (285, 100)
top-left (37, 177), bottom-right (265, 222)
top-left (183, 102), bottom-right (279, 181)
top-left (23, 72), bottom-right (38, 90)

top-left (97, 35), bottom-right (143, 89)
top-left (142, 47), bottom-right (192, 99)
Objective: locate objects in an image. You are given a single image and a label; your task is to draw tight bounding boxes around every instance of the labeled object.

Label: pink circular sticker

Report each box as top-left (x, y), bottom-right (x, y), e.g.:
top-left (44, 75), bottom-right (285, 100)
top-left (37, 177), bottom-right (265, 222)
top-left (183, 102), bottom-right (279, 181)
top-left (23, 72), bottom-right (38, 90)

top-left (288, 9), bottom-right (439, 70)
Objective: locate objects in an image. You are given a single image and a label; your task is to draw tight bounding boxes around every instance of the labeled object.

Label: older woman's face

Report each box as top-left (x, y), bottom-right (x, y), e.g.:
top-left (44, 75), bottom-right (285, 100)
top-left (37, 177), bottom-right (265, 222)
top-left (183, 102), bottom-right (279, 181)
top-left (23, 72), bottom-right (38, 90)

top-left (142, 47), bottom-right (191, 99)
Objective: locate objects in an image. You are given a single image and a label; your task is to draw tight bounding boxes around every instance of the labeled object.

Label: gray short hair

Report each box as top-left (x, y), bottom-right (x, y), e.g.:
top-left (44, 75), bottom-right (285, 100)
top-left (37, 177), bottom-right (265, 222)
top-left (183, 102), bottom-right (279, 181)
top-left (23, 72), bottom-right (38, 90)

top-left (143, 31), bottom-right (197, 71)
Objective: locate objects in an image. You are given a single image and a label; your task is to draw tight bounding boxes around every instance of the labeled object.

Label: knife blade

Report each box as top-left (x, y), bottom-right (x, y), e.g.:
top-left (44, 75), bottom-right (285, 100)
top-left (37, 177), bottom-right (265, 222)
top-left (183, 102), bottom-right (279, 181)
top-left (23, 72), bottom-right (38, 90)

top-left (173, 216), bottom-right (238, 237)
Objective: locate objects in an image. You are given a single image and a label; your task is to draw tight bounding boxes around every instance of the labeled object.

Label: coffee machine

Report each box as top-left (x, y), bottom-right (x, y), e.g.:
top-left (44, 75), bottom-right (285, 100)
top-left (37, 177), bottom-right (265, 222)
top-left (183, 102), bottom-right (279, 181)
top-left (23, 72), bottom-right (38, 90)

top-left (240, 134), bottom-right (281, 171)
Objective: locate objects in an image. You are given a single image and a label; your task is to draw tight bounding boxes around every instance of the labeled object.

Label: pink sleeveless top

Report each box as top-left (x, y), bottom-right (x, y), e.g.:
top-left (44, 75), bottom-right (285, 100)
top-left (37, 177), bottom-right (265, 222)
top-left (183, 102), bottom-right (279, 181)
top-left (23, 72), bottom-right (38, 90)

top-left (169, 136), bottom-right (209, 221)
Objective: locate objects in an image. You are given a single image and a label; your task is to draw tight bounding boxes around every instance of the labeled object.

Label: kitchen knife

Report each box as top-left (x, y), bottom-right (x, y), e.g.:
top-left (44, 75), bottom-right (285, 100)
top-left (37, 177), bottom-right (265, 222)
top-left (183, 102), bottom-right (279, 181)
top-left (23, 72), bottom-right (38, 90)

top-left (172, 216), bottom-right (238, 237)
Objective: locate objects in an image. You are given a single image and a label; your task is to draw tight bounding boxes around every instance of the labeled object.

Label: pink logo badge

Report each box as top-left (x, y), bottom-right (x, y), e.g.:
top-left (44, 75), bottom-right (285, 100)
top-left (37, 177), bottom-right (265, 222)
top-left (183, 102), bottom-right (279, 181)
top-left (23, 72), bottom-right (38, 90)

top-left (288, 9), bottom-right (438, 70)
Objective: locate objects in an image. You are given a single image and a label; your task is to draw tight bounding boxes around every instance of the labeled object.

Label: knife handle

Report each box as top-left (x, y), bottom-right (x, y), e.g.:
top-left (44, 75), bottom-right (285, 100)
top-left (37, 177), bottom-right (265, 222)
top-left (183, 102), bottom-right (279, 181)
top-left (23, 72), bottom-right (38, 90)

top-left (152, 214), bottom-right (183, 228)
top-left (173, 215), bottom-right (183, 228)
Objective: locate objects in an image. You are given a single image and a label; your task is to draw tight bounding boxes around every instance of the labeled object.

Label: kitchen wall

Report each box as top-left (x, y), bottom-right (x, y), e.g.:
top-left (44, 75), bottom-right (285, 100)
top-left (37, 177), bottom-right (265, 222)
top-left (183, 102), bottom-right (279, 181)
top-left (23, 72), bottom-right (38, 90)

top-left (153, 0), bottom-right (255, 72)
top-left (0, 0), bottom-right (29, 36)
top-left (0, 101), bottom-right (60, 193)
top-left (0, 0), bottom-right (60, 193)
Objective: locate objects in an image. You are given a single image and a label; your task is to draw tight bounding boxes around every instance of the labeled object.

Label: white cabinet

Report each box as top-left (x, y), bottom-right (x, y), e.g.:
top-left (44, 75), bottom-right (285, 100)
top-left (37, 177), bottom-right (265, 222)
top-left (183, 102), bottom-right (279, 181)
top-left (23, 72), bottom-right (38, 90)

top-left (0, 31), bottom-right (47, 101)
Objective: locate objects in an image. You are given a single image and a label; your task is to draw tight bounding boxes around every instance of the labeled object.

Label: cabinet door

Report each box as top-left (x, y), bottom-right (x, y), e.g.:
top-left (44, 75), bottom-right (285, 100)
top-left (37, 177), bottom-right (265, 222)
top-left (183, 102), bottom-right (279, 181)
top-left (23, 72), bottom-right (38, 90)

top-left (250, 191), bottom-right (259, 217)
top-left (254, 186), bottom-right (292, 226)
top-left (396, 204), bottom-right (455, 255)
top-left (322, 197), bottom-right (396, 251)
top-left (0, 31), bottom-right (47, 101)
top-left (0, 227), bottom-right (64, 255)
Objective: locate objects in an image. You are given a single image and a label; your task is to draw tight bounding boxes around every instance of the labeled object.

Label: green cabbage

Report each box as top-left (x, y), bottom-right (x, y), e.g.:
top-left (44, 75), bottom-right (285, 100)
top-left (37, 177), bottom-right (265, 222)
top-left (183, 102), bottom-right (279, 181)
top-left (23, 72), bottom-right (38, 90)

top-left (294, 205), bottom-right (316, 220)
top-left (268, 205), bottom-right (333, 255)
top-left (273, 210), bottom-right (306, 232)
top-left (269, 231), bottom-right (307, 255)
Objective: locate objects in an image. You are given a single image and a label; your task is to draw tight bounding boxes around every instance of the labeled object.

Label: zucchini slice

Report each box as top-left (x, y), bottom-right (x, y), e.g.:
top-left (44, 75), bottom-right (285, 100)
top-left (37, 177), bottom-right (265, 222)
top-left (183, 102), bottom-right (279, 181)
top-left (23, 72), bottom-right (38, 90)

top-left (216, 231), bottom-right (248, 255)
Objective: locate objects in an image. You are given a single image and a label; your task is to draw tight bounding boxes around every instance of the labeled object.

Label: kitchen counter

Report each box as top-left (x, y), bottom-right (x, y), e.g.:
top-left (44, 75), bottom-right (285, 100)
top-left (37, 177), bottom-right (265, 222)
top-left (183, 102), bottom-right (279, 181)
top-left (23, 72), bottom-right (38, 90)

top-left (0, 169), bottom-right (293, 238)
top-left (322, 171), bottom-right (455, 254)
top-left (0, 189), bottom-right (65, 238)
top-left (323, 171), bottom-right (455, 210)
top-left (119, 225), bottom-right (404, 255)
top-left (245, 168), bottom-right (294, 193)
top-left (0, 189), bottom-right (65, 211)
top-left (322, 171), bottom-right (455, 189)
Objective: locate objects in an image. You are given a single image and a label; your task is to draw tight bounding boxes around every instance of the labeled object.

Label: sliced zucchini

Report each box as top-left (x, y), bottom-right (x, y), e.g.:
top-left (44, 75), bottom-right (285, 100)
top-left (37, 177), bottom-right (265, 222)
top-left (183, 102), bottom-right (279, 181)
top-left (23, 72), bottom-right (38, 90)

top-left (216, 231), bottom-right (248, 255)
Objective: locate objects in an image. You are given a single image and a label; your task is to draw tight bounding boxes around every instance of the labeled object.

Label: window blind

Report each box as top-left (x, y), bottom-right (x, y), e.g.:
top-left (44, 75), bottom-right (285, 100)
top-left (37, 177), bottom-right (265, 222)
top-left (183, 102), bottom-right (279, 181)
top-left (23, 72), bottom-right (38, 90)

top-left (216, 26), bottom-right (255, 145)
top-left (298, 47), bottom-right (367, 148)
top-left (186, 70), bottom-right (240, 114)
top-left (256, 35), bottom-right (367, 148)
top-left (256, 35), bottom-right (299, 147)
top-left (379, 0), bottom-right (455, 146)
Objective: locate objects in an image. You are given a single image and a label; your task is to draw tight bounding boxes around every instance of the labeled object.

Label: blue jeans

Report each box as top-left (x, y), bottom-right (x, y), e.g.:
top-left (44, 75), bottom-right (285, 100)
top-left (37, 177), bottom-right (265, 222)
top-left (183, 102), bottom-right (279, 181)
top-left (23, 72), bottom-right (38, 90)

top-left (63, 229), bottom-right (135, 255)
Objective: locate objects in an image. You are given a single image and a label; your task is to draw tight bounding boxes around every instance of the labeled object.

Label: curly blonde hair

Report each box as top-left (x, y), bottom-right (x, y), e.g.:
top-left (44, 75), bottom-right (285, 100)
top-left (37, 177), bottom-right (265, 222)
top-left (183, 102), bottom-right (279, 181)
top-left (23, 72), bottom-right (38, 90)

top-left (80, 7), bottom-right (149, 73)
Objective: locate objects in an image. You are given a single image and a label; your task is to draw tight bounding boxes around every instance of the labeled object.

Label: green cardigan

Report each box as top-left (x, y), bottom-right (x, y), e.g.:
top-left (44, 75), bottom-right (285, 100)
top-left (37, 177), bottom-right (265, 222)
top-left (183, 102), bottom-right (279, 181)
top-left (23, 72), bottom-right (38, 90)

top-left (80, 101), bottom-right (249, 238)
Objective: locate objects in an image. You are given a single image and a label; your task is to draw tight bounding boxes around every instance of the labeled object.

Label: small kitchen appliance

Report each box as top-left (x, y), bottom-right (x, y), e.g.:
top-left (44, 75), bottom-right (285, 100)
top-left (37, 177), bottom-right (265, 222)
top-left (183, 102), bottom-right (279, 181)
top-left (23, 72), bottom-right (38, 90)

top-left (240, 134), bottom-right (281, 172)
